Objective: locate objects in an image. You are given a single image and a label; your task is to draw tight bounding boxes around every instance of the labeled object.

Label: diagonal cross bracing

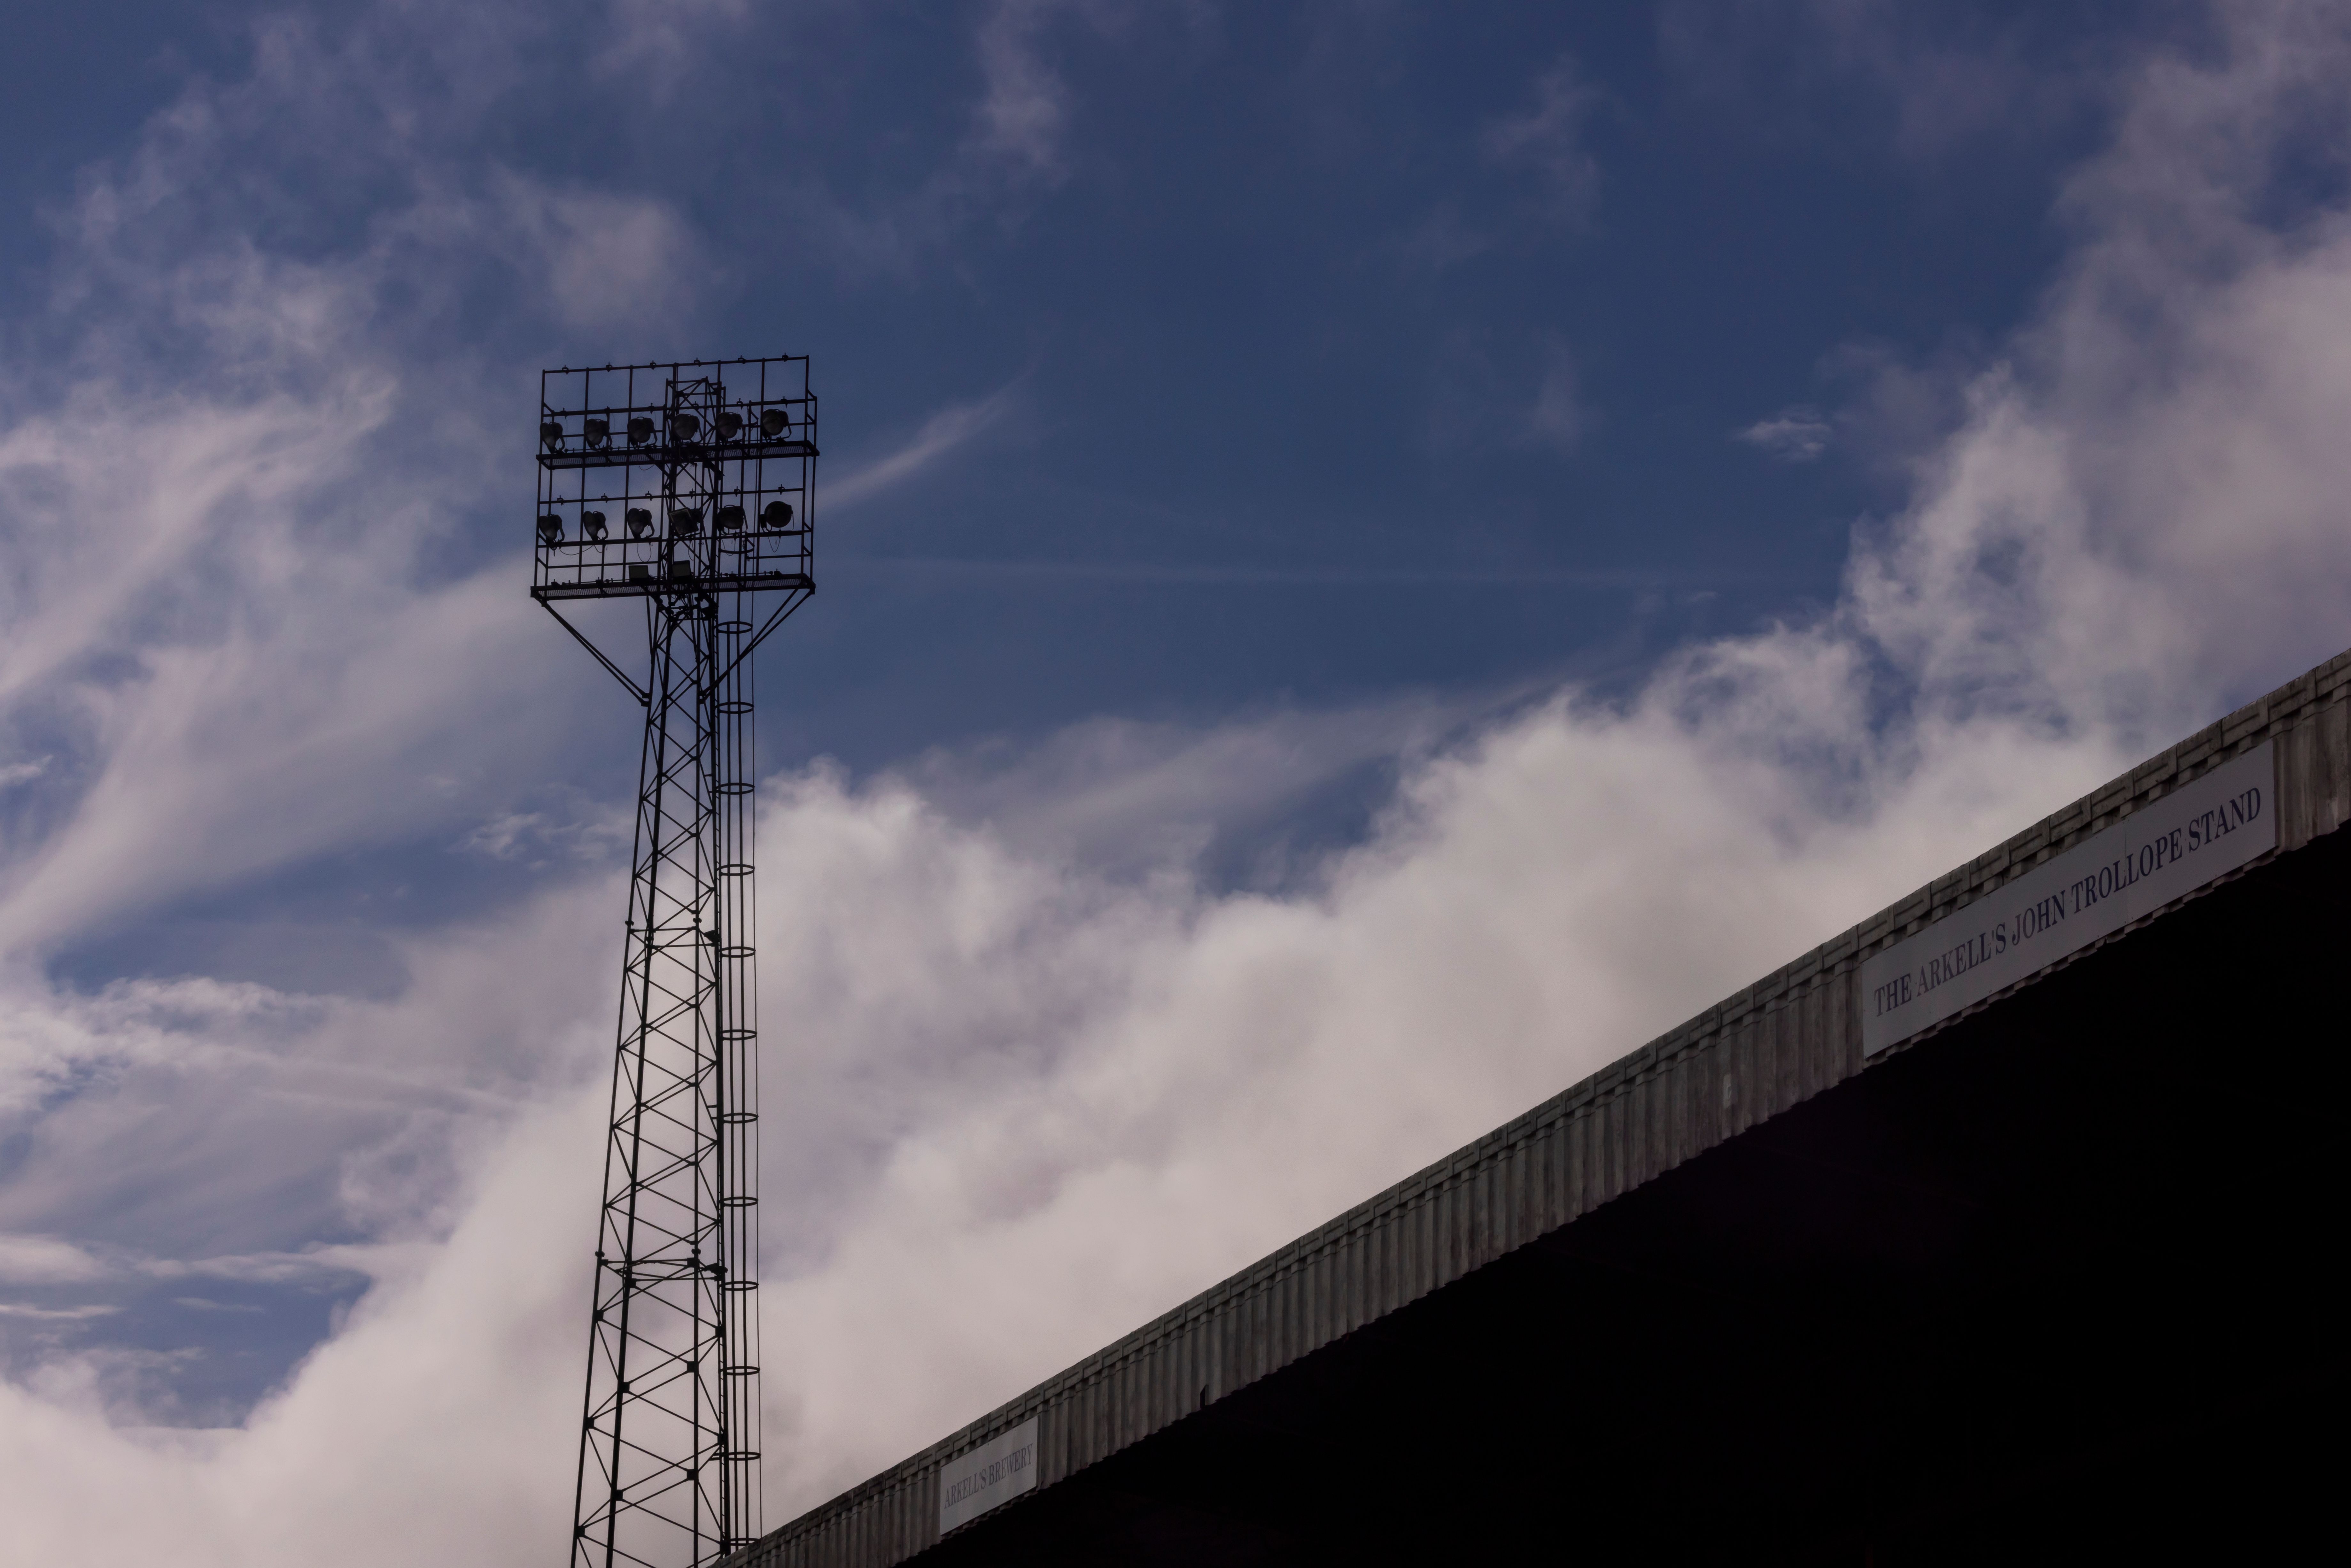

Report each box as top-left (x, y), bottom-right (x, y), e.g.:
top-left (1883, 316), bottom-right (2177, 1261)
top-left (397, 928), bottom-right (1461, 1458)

top-left (544, 360), bottom-right (815, 1568)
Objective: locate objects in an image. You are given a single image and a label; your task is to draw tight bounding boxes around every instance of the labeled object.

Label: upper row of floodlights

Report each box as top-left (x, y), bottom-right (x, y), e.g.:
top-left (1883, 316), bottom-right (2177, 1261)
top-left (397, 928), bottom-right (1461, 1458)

top-left (539, 408), bottom-right (800, 452)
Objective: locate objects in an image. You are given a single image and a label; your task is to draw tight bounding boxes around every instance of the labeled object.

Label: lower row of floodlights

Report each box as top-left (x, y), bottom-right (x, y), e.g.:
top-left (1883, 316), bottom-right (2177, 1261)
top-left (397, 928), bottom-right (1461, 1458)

top-left (539, 409), bottom-right (796, 451)
top-left (536, 500), bottom-right (796, 544)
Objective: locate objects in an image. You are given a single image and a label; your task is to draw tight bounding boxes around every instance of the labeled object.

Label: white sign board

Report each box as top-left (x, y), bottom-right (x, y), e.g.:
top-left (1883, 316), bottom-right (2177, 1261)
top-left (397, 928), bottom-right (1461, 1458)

top-left (1860, 742), bottom-right (2274, 1057)
top-left (938, 1417), bottom-right (1038, 1534)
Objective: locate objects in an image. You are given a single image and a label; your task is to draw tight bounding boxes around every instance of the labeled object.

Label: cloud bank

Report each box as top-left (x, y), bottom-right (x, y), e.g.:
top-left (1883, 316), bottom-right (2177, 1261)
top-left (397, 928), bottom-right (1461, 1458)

top-left (4, 2), bottom-right (2351, 1564)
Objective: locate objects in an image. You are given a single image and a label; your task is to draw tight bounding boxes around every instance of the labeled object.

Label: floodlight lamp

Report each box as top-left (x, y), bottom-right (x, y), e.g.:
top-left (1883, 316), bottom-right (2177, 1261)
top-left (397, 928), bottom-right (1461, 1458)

top-left (628, 416), bottom-right (655, 446)
top-left (537, 514), bottom-right (564, 544)
top-left (581, 509), bottom-right (609, 541)
top-left (626, 507), bottom-right (654, 537)
top-left (716, 504), bottom-right (745, 531)
top-left (759, 500), bottom-right (794, 530)
top-left (715, 411), bottom-right (743, 441)
top-left (759, 408), bottom-right (789, 440)
top-left (540, 421), bottom-right (563, 452)
top-left (584, 418), bottom-right (610, 449)
top-left (670, 413), bottom-right (702, 444)
top-left (671, 506), bottom-right (704, 537)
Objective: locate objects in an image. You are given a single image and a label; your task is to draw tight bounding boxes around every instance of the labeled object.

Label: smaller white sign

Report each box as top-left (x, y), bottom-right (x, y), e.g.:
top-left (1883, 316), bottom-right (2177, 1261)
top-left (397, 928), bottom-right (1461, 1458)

top-left (1860, 742), bottom-right (2275, 1056)
top-left (938, 1417), bottom-right (1038, 1534)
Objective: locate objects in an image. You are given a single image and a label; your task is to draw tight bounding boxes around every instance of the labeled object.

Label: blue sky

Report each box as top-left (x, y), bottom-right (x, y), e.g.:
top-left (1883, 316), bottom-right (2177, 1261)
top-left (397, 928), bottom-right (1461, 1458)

top-left (5, 0), bottom-right (2133, 766)
top-left (6, 3), bottom-right (2351, 1563)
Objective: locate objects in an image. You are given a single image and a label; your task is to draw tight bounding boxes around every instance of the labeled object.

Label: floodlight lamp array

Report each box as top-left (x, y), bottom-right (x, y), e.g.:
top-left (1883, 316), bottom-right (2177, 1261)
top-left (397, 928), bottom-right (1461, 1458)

top-left (530, 357), bottom-right (817, 602)
top-left (531, 401), bottom-right (803, 457)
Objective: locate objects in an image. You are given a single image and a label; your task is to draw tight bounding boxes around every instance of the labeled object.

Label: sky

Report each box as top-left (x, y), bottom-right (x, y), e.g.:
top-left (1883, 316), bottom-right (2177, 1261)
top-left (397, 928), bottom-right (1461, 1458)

top-left (4, 0), bottom-right (2351, 1561)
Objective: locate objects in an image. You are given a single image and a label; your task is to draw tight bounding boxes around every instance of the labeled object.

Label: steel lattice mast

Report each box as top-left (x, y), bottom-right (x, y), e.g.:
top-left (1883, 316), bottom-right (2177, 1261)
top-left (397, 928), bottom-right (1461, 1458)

top-left (531, 358), bottom-right (817, 1568)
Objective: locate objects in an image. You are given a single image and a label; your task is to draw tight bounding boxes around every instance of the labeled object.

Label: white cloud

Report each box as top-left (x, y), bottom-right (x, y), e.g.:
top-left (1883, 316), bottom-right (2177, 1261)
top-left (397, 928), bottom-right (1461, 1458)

top-left (1657, 0), bottom-right (2083, 160)
top-left (1385, 204), bottom-right (1494, 274)
top-left (973, 0), bottom-right (1083, 178)
top-left (0, 1302), bottom-right (120, 1321)
top-left (593, 0), bottom-right (753, 95)
top-left (0, 1235), bottom-right (106, 1285)
top-left (792, 0), bottom-right (1207, 278)
top-left (473, 172), bottom-right (705, 334)
top-left (900, 694), bottom-right (1475, 876)
top-left (1482, 54), bottom-right (1608, 223)
top-left (967, 0), bottom-right (1202, 179)
top-left (1525, 343), bottom-right (1590, 452)
top-left (1738, 405), bottom-right (1836, 461)
top-left (4, 4), bottom-right (2351, 1567)
top-left (456, 798), bottom-right (630, 865)
top-left (1429, 329), bottom-right (1598, 457)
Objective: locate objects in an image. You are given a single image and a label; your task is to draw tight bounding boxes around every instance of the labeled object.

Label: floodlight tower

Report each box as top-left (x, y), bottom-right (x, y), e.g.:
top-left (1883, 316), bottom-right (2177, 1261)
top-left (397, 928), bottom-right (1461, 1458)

top-left (531, 357), bottom-right (817, 1568)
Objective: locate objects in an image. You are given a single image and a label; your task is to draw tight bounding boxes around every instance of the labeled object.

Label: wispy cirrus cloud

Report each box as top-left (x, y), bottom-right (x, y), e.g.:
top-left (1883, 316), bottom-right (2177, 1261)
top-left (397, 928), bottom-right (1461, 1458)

top-left (6, 5), bottom-right (2351, 1567)
top-left (824, 382), bottom-right (1022, 509)
top-left (1482, 53), bottom-right (1610, 224)
top-left (1658, 0), bottom-right (2090, 159)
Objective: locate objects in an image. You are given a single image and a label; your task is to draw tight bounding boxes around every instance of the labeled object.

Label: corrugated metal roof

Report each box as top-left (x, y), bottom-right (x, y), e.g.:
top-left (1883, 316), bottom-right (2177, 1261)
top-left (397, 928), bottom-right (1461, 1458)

top-left (735, 647), bottom-right (2351, 1568)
